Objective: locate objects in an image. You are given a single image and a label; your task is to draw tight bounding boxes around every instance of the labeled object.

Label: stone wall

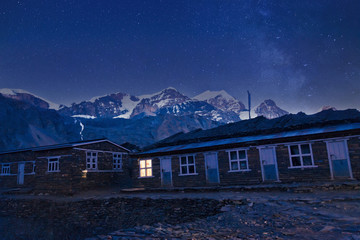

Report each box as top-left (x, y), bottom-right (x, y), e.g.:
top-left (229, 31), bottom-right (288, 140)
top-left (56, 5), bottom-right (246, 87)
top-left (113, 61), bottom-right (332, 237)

top-left (133, 135), bottom-right (360, 189)
top-left (0, 151), bottom-right (36, 188)
top-left (0, 197), bottom-right (225, 240)
top-left (276, 141), bottom-right (332, 183)
top-left (348, 137), bottom-right (360, 179)
top-left (1, 141), bottom-right (130, 194)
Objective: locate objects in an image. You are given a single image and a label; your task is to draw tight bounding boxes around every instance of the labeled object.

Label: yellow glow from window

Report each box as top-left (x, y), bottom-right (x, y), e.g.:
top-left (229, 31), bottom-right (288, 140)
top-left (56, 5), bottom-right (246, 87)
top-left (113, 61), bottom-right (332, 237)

top-left (140, 160), bottom-right (146, 168)
top-left (146, 160), bottom-right (152, 168)
top-left (147, 169), bottom-right (152, 177)
top-left (140, 169), bottom-right (146, 177)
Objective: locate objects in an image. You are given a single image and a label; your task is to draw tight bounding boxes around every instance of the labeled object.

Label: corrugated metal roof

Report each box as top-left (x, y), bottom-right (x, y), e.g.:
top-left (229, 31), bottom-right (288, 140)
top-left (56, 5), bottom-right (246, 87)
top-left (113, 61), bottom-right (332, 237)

top-left (0, 139), bottom-right (130, 155)
top-left (149, 109), bottom-right (360, 149)
top-left (140, 123), bottom-right (360, 155)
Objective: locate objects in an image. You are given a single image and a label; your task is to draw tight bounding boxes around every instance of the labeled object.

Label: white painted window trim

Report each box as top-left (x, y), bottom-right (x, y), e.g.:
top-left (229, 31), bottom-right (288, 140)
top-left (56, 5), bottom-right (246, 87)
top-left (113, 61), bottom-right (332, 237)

top-left (86, 151), bottom-right (98, 170)
top-left (1, 164), bottom-right (11, 175)
top-left (226, 148), bottom-right (250, 172)
top-left (287, 143), bottom-right (316, 168)
top-left (47, 157), bottom-right (60, 173)
top-left (139, 159), bottom-right (153, 178)
top-left (113, 152), bottom-right (123, 170)
top-left (178, 154), bottom-right (197, 176)
top-left (0, 161), bottom-right (36, 176)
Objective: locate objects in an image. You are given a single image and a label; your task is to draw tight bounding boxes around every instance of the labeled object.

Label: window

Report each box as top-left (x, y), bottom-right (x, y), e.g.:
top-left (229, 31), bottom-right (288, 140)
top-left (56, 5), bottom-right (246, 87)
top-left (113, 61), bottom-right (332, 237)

top-left (139, 159), bottom-right (152, 177)
top-left (1, 164), bottom-right (10, 175)
top-left (48, 157), bottom-right (60, 172)
top-left (86, 151), bottom-right (98, 170)
top-left (113, 153), bottom-right (123, 170)
top-left (288, 143), bottom-right (314, 167)
top-left (228, 149), bottom-right (249, 171)
top-left (179, 155), bottom-right (196, 175)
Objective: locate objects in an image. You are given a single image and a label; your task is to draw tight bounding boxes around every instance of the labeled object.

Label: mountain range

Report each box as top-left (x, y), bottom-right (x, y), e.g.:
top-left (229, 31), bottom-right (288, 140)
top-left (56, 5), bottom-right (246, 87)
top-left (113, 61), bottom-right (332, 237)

top-left (0, 87), bottom-right (289, 150)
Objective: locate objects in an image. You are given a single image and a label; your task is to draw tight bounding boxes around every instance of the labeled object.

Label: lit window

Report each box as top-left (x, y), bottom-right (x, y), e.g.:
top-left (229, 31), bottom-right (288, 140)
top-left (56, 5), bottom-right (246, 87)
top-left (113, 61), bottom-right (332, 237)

top-left (113, 153), bottom-right (123, 170)
top-left (288, 144), bottom-right (314, 167)
top-left (179, 155), bottom-right (196, 175)
top-left (139, 159), bottom-right (152, 177)
top-left (228, 149), bottom-right (249, 171)
top-left (1, 164), bottom-right (10, 175)
top-left (48, 157), bottom-right (60, 172)
top-left (86, 151), bottom-right (98, 170)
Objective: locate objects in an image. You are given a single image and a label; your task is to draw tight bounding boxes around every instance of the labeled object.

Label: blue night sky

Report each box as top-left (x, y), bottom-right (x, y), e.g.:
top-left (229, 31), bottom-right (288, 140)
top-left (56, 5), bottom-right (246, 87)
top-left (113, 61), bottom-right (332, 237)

top-left (1, 0), bottom-right (359, 113)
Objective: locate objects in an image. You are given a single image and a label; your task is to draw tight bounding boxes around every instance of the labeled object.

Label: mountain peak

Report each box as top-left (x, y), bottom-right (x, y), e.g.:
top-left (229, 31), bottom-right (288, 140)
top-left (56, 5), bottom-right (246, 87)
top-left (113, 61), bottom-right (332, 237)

top-left (255, 99), bottom-right (289, 119)
top-left (319, 106), bottom-right (337, 112)
top-left (0, 88), bottom-right (60, 110)
top-left (194, 90), bottom-right (235, 101)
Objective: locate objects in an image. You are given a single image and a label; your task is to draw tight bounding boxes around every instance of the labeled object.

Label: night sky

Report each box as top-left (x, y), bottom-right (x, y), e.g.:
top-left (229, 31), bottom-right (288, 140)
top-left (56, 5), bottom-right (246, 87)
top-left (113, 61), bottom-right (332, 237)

top-left (1, 0), bottom-right (359, 113)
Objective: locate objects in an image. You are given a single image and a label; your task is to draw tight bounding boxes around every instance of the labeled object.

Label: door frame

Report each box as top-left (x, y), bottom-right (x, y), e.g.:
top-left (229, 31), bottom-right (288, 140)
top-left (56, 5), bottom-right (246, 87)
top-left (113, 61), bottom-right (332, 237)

top-left (17, 162), bottom-right (25, 185)
top-left (204, 152), bottom-right (220, 184)
top-left (257, 146), bottom-right (280, 182)
top-left (325, 139), bottom-right (353, 180)
top-left (160, 156), bottom-right (173, 187)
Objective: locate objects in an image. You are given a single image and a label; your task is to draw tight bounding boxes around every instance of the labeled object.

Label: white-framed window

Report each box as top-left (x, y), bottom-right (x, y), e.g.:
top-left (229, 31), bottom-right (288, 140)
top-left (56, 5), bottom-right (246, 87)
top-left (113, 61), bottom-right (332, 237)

top-left (1, 164), bottom-right (10, 175)
top-left (139, 159), bottom-right (152, 177)
top-left (179, 155), bottom-right (196, 175)
top-left (228, 149), bottom-right (249, 171)
top-left (86, 151), bottom-right (98, 170)
top-left (288, 143), bottom-right (315, 167)
top-left (47, 157), bottom-right (60, 172)
top-left (113, 153), bottom-right (123, 170)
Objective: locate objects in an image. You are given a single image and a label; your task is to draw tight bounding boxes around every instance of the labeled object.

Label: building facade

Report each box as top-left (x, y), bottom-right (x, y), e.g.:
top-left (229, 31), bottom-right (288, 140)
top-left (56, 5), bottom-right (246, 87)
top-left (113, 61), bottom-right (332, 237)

top-left (0, 139), bottom-right (130, 194)
top-left (134, 124), bottom-right (360, 189)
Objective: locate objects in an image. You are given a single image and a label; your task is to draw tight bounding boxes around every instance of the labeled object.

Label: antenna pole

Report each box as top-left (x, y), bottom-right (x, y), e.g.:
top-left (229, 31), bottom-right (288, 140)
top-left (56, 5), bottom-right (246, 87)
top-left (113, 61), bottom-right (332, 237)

top-left (247, 90), bottom-right (251, 119)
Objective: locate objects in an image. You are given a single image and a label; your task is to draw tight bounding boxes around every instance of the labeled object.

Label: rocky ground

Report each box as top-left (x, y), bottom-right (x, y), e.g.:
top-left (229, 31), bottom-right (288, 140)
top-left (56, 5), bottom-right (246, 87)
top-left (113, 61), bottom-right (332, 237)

top-left (90, 197), bottom-right (360, 240)
top-left (0, 189), bottom-right (359, 240)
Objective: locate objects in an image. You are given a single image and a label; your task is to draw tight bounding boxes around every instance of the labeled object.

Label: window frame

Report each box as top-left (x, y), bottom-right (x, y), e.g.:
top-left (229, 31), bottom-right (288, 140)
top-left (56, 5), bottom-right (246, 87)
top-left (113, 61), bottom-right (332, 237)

top-left (86, 151), bottom-right (98, 170)
top-left (179, 155), bottom-right (197, 176)
top-left (227, 149), bottom-right (250, 172)
top-left (113, 153), bottom-right (123, 170)
top-left (287, 143), bottom-right (316, 168)
top-left (1, 164), bottom-right (11, 175)
top-left (47, 157), bottom-right (60, 173)
top-left (139, 159), bottom-right (153, 178)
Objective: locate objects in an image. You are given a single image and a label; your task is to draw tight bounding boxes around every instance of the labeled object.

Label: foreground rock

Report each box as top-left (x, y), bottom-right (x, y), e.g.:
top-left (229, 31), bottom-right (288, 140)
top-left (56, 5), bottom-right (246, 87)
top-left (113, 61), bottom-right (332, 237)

top-left (92, 197), bottom-right (360, 240)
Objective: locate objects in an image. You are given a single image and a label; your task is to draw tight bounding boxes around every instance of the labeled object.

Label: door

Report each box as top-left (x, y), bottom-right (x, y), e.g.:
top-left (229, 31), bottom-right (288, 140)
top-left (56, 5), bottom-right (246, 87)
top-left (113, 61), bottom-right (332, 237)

top-left (17, 163), bottom-right (25, 185)
top-left (160, 157), bottom-right (172, 187)
top-left (205, 152), bottom-right (220, 184)
top-left (260, 147), bottom-right (279, 181)
top-left (327, 140), bottom-right (352, 179)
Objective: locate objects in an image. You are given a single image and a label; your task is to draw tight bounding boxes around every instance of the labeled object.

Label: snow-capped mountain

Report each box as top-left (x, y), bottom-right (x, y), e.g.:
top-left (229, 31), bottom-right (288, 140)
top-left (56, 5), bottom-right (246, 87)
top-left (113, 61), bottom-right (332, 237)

top-left (194, 90), bottom-right (246, 115)
top-left (0, 87), bottom-right (294, 150)
top-left (58, 87), bottom-right (242, 123)
top-left (0, 94), bottom-right (80, 150)
top-left (255, 99), bottom-right (289, 119)
top-left (58, 92), bottom-right (140, 119)
top-left (131, 87), bottom-right (191, 117)
top-left (0, 88), bottom-right (60, 110)
top-left (319, 106), bottom-right (337, 112)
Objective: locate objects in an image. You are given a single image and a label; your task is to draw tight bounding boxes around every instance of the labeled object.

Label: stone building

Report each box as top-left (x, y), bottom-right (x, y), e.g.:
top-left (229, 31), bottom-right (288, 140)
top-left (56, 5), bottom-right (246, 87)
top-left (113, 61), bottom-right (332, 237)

top-left (1, 110), bottom-right (360, 194)
top-left (133, 110), bottom-right (360, 189)
top-left (0, 139), bottom-right (130, 194)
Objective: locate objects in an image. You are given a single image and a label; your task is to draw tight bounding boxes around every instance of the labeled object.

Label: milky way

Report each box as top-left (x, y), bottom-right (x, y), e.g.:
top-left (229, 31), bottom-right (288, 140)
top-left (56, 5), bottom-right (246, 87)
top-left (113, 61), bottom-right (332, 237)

top-left (1, 0), bottom-right (359, 113)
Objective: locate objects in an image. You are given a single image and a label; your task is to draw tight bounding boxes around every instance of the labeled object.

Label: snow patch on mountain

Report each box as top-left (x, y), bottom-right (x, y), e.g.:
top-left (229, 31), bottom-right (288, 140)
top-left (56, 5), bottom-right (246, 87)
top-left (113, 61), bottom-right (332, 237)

top-left (72, 115), bottom-right (96, 119)
top-left (113, 94), bottom-right (141, 119)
